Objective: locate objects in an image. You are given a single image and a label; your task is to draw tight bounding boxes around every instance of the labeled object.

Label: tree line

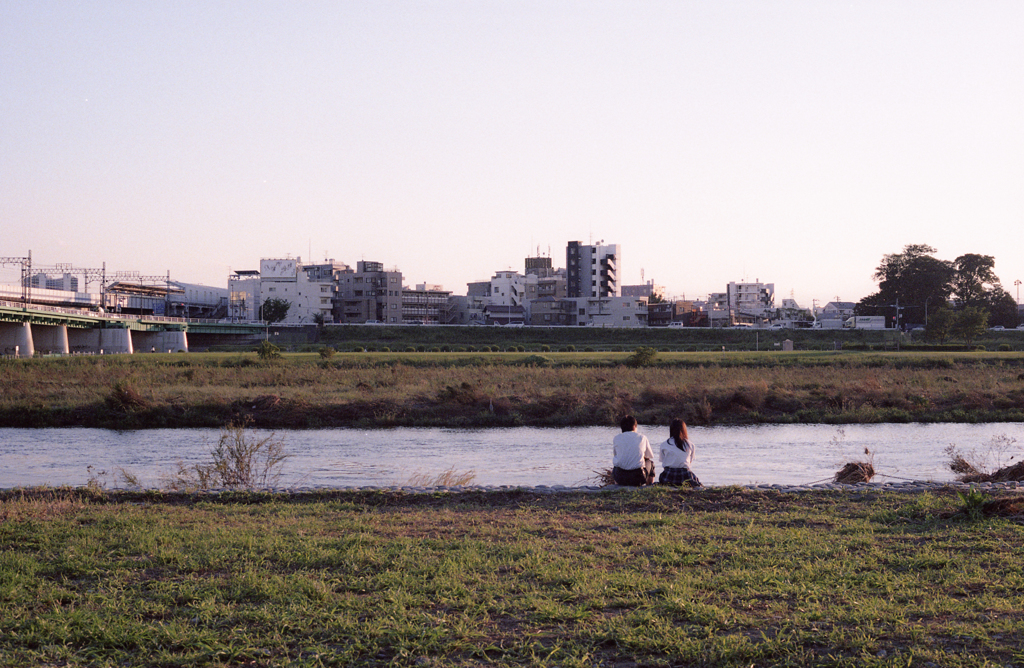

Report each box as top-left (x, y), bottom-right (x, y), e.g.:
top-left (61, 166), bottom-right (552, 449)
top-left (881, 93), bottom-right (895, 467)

top-left (856, 244), bottom-right (1018, 344)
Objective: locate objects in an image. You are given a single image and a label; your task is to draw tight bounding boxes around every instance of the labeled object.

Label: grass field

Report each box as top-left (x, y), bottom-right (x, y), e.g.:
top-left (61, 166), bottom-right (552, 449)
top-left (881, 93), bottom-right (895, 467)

top-left (1, 486), bottom-right (1023, 667)
top-left (3, 349), bottom-right (1024, 429)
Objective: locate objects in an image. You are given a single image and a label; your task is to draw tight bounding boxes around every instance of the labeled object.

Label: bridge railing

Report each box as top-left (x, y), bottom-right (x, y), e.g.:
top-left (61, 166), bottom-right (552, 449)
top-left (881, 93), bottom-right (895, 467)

top-left (0, 299), bottom-right (265, 326)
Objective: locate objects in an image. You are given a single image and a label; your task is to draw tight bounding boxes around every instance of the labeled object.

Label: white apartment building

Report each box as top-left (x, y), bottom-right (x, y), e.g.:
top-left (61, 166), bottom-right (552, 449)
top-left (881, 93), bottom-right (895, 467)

top-left (228, 270), bottom-right (261, 321)
top-left (259, 258), bottom-right (348, 324)
top-left (574, 296), bottom-right (648, 327)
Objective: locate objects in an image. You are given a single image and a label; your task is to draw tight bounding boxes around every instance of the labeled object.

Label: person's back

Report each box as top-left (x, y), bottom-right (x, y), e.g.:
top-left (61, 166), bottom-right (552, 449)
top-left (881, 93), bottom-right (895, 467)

top-left (612, 415), bottom-right (655, 486)
top-left (658, 418), bottom-right (702, 487)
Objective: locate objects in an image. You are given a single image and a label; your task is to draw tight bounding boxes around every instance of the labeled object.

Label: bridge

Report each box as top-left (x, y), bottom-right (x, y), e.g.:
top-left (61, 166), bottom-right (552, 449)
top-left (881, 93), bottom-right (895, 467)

top-left (0, 300), bottom-right (266, 356)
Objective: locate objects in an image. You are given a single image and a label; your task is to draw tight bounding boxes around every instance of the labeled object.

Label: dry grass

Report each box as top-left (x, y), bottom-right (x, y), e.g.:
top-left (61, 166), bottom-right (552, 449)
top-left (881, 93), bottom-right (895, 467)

top-left (4, 352), bottom-right (1024, 428)
top-left (833, 461), bottom-right (876, 484)
top-left (404, 466), bottom-right (477, 487)
top-left (590, 467), bottom-right (616, 487)
top-left (945, 434), bottom-right (1022, 482)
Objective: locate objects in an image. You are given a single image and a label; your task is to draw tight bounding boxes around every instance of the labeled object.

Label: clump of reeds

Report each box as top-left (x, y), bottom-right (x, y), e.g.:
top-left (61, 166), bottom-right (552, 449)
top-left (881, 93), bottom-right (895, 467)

top-left (165, 420), bottom-right (288, 491)
top-left (833, 448), bottom-right (875, 484)
top-left (591, 467), bottom-right (616, 487)
top-left (946, 435), bottom-right (1021, 483)
top-left (106, 379), bottom-right (150, 412)
top-left (405, 466), bottom-right (477, 487)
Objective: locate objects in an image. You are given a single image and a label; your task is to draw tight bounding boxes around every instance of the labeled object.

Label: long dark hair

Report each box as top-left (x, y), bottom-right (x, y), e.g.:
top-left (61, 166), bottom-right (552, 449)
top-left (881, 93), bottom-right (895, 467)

top-left (669, 418), bottom-right (689, 450)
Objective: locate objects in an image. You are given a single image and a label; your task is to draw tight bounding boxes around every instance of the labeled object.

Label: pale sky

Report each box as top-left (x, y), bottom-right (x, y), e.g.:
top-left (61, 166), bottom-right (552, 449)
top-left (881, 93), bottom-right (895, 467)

top-left (3, 1), bottom-right (1023, 307)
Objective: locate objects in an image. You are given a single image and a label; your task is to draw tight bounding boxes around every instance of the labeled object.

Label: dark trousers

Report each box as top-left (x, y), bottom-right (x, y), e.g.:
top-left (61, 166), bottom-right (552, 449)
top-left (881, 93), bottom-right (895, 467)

top-left (613, 460), bottom-right (655, 487)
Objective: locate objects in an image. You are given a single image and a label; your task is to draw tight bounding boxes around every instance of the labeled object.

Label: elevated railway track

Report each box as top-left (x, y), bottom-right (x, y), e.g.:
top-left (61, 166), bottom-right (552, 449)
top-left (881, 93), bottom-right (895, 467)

top-left (0, 300), bottom-right (265, 356)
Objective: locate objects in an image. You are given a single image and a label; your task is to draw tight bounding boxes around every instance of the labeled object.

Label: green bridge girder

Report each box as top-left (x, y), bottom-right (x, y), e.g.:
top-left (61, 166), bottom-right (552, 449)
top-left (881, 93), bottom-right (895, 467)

top-left (0, 303), bottom-right (265, 335)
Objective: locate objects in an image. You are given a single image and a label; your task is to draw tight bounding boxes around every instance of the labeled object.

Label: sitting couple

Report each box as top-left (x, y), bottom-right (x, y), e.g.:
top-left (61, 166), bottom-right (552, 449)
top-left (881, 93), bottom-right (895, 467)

top-left (611, 415), bottom-right (702, 488)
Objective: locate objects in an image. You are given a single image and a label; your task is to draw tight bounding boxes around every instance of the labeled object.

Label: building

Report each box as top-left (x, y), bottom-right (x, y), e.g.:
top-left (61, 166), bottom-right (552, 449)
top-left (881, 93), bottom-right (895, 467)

top-left (574, 296), bottom-right (648, 328)
top-left (709, 280), bottom-right (775, 325)
top-left (228, 270), bottom-right (261, 321)
top-left (820, 301), bottom-right (856, 324)
top-left (28, 272), bottom-right (79, 292)
top-left (566, 241), bottom-right (620, 299)
top-left (621, 280), bottom-right (665, 301)
top-left (528, 297), bottom-right (578, 326)
top-left (452, 270), bottom-right (538, 325)
top-left (165, 281), bottom-right (230, 319)
top-left (334, 261), bottom-right (403, 324)
top-left (258, 258), bottom-right (351, 324)
top-left (402, 284), bottom-right (453, 325)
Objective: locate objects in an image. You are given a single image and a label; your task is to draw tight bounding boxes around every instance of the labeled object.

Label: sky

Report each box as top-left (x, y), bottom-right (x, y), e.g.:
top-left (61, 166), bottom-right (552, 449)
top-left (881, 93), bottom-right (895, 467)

top-left (2, 1), bottom-right (1023, 307)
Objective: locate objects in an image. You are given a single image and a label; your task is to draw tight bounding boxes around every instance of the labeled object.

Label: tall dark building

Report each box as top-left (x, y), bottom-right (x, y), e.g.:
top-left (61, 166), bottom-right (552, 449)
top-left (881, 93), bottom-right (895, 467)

top-left (566, 241), bottom-right (620, 298)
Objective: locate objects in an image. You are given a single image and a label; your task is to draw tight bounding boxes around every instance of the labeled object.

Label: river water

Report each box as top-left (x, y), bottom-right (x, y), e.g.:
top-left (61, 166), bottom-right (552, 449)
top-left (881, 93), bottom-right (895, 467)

top-left (2, 423), bottom-right (1023, 489)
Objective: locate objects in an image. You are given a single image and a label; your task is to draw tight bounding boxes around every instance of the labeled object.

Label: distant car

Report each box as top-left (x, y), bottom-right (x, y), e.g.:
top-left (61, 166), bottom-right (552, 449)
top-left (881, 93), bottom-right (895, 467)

top-left (769, 323), bottom-right (787, 330)
top-left (667, 321), bottom-right (685, 328)
top-left (989, 325), bottom-right (1005, 331)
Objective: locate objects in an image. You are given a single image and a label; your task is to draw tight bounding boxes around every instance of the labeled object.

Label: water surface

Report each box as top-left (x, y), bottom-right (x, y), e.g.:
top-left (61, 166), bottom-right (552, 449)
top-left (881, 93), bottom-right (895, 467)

top-left (1, 423), bottom-right (1021, 489)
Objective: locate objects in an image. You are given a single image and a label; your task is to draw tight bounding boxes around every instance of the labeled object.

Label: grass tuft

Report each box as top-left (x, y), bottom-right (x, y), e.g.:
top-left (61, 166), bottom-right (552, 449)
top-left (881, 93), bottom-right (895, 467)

top-left (405, 466), bottom-right (477, 487)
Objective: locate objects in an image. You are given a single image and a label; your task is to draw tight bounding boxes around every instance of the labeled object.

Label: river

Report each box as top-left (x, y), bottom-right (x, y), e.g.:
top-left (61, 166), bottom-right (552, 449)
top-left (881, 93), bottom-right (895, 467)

top-left (2, 423), bottom-right (1022, 489)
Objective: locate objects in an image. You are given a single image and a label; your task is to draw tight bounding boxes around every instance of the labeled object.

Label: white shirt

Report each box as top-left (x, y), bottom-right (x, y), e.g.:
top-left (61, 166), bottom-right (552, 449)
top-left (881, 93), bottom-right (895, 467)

top-left (612, 430), bottom-right (654, 470)
top-left (659, 437), bottom-right (694, 469)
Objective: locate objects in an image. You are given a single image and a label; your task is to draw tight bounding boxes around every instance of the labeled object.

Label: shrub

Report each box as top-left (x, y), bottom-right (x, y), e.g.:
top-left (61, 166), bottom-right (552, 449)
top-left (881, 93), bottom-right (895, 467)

top-left (627, 346), bottom-right (658, 368)
top-left (998, 343), bottom-right (1012, 352)
top-left (318, 346), bottom-right (336, 359)
top-left (541, 345), bottom-right (551, 352)
top-left (256, 340), bottom-right (282, 360)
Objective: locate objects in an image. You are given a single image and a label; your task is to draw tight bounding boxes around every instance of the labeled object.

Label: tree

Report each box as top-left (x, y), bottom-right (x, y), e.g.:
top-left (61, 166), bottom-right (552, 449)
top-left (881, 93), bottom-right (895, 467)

top-left (856, 244), bottom-right (954, 326)
top-left (261, 298), bottom-right (291, 324)
top-left (952, 254), bottom-right (1001, 308)
top-left (924, 307), bottom-right (955, 344)
top-left (950, 306), bottom-right (988, 347)
top-left (986, 288), bottom-right (1019, 328)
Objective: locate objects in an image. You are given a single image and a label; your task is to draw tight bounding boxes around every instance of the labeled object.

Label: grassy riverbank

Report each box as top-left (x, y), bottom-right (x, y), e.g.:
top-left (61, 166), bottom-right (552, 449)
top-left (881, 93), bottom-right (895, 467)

top-left (3, 350), bottom-right (1024, 428)
top-left (2, 486), bottom-right (1023, 667)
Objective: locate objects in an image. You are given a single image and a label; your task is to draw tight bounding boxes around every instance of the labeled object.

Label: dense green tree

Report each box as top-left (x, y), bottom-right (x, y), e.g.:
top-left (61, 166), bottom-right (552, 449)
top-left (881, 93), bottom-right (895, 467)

top-left (950, 306), bottom-right (988, 347)
top-left (261, 298), bottom-right (291, 324)
top-left (986, 288), bottom-right (1019, 328)
top-left (856, 244), bottom-right (954, 326)
top-left (952, 253), bottom-right (1001, 308)
top-left (924, 307), bottom-right (955, 344)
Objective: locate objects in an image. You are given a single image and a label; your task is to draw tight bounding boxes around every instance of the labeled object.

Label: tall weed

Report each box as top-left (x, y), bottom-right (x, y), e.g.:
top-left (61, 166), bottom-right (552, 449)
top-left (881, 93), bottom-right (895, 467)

top-left (945, 434), bottom-right (1019, 481)
top-left (165, 421), bottom-right (288, 491)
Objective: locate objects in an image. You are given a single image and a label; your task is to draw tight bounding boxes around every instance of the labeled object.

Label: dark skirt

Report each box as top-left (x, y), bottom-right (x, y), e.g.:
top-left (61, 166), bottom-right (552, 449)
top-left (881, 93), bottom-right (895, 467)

top-left (659, 467), bottom-right (702, 488)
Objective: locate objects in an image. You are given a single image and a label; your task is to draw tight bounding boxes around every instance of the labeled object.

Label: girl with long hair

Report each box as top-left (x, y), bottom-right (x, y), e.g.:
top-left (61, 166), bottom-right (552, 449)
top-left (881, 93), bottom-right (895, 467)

top-left (658, 418), bottom-right (702, 487)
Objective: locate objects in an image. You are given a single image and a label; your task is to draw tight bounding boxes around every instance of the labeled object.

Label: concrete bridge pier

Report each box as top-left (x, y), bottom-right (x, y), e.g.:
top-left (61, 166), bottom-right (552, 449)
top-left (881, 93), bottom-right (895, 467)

top-left (32, 324), bottom-right (70, 355)
top-left (67, 328), bottom-right (100, 354)
top-left (133, 330), bottom-right (189, 353)
top-left (0, 322), bottom-right (34, 357)
top-left (99, 328), bottom-right (134, 354)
